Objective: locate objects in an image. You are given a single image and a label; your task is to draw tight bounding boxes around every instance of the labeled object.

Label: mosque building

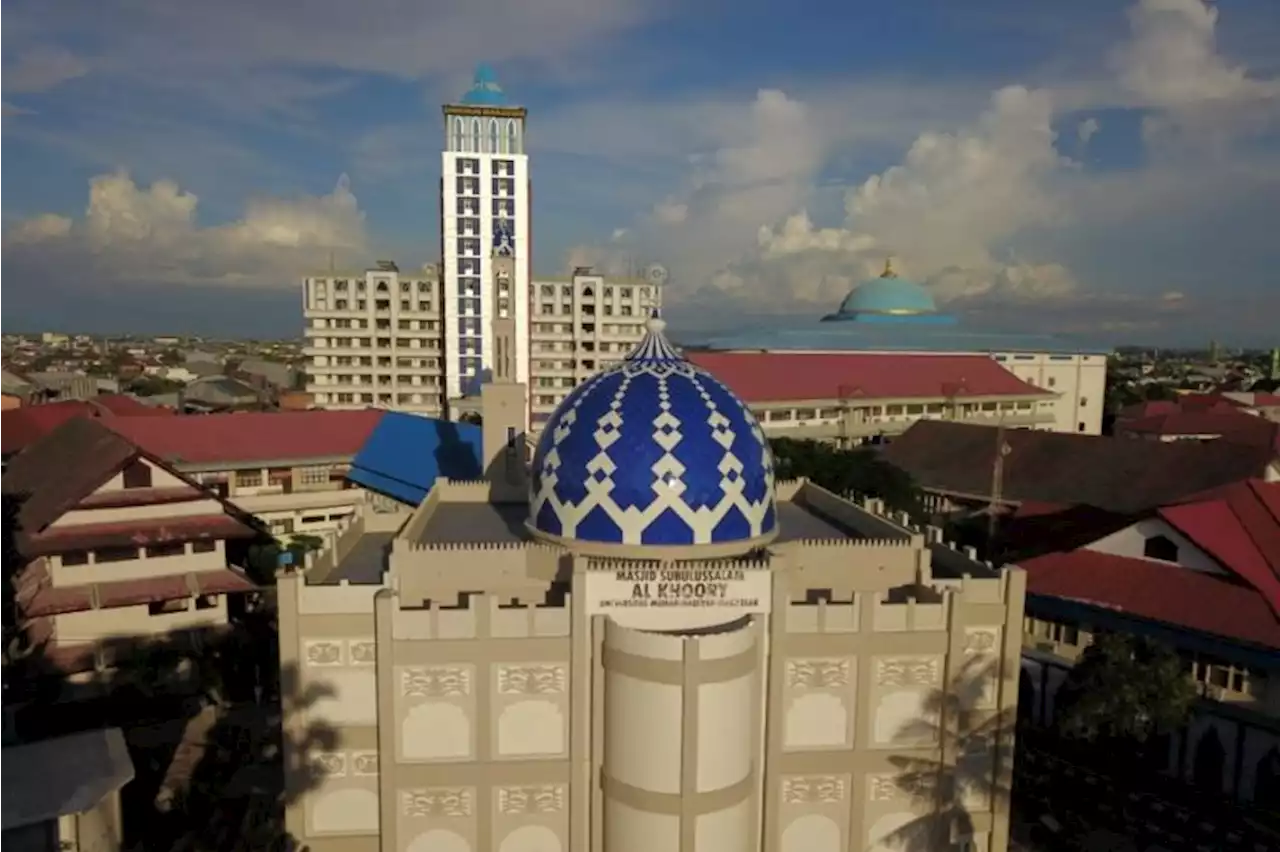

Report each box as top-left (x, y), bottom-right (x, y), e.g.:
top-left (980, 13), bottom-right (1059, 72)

top-left (275, 247), bottom-right (1027, 852)
top-left (688, 260), bottom-right (1109, 438)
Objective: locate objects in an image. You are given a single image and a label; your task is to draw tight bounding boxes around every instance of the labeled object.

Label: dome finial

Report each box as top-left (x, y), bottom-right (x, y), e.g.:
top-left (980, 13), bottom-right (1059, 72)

top-left (881, 256), bottom-right (896, 278)
top-left (646, 307), bottom-right (666, 335)
top-left (626, 307), bottom-right (681, 361)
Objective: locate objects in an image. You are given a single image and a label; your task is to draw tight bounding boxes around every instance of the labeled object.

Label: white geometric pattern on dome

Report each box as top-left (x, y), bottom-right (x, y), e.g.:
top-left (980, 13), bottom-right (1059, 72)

top-left (528, 308), bottom-right (777, 547)
top-left (626, 309), bottom-right (682, 362)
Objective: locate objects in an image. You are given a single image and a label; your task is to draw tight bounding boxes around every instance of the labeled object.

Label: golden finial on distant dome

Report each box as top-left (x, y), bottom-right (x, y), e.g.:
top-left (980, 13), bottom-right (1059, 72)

top-left (881, 256), bottom-right (897, 278)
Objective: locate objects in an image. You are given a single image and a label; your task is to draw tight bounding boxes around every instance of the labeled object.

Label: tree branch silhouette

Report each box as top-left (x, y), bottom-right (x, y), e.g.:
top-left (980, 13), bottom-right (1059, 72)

top-left (884, 657), bottom-right (1017, 851)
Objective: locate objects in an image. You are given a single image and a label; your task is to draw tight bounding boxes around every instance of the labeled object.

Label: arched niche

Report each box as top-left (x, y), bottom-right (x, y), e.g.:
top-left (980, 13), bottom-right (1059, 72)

top-left (784, 693), bottom-right (847, 749)
top-left (873, 690), bottom-right (931, 746)
top-left (499, 825), bottom-right (562, 852)
top-left (867, 812), bottom-right (918, 852)
top-left (402, 702), bottom-right (471, 760)
top-left (407, 829), bottom-right (470, 852)
top-left (310, 787), bottom-right (379, 834)
top-left (780, 814), bottom-right (840, 852)
top-left (497, 700), bottom-right (566, 758)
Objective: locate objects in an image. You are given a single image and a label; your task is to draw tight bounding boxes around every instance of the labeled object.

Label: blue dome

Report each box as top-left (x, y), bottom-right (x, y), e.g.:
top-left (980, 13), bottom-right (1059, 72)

top-left (460, 64), bottom-right (510, 106)
top-left (838, 276), bottom-right (937, 315)
top-left (529, 313), bottom-right (778, 550)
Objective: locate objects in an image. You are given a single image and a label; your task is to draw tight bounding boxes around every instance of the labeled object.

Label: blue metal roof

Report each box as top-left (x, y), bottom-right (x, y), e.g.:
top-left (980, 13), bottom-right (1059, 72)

top-left (459, 63), bottom-right (511, 106)
top-left (694, 321), bottom-right (1109, 355)
top-left (347, 412), bottom-right (483, 505)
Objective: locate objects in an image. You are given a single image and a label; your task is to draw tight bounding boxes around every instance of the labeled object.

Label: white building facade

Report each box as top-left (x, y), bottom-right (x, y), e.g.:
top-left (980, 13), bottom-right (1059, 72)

top-left (529, 266), bottom-right (664, 425)
top-left (440, 67), bottom-right (531, 405)
top-left (302, 263), bottom-right (447, 416)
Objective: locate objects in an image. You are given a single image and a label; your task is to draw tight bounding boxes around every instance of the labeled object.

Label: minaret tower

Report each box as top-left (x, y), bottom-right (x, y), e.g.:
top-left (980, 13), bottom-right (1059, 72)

top-left (440, 64), bottom-right (531, 407)
top-left (479, 223), bottom-right (528, 497)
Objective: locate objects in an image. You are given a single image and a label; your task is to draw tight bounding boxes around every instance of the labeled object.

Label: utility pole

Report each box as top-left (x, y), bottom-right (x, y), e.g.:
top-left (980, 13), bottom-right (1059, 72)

top-left (986, 421), bottom-right (1012, 556)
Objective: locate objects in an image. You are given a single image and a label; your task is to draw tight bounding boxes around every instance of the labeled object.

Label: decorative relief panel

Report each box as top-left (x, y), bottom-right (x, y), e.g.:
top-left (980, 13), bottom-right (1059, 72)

top-left (402, 666), bottom-right (472, 698)
top-left (781, 775), bottom-right (846, 804)
top-left (351, 751), bottom-right (379, 776)
top-left (497, 664), bottom-right (567, 695)
top-left (313, 752), bottom-right (347, 777)
top-left (497, 785), bottom-right (566, 815)
top-left (401, 788), bottom-right (474, 818)
top-left (875, 657), bottom-right (940, 688)
top-left (786, 659), bottom-right (850, 690)
top-left (867, 775), bottom-right (902, 802)
top-left (304, 640), bottom-right (344, 667)
top-left (963, 628), bottom-right (1001, 656)
top-left (349, 639), bottom-right (377, 666)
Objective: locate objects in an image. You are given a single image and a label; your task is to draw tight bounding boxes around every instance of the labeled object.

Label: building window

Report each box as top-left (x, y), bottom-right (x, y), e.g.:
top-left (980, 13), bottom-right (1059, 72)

top-left (96, 546), bottom-right (139, 563)
top-left (298, 466), bottom-right (330, 486)
top-left (60, 551), bottom-right (90, 566)
top-left (236, 470), bottom-right (264, 489)
top-left (122, 461), bottom-right (153, 489)
top-left (1143, 535), bottom-right (1179, 562)
top-left (145, 542), bottom-right (186, 559)
top-left (191, 540), bottom-right (217, 553)
top-left (148, 599), bottom-right (189, 616)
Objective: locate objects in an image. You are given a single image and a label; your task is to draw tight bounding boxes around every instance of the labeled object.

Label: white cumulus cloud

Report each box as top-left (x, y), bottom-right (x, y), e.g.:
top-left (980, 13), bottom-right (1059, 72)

top-left (4, 171), bottom-right (366, 287)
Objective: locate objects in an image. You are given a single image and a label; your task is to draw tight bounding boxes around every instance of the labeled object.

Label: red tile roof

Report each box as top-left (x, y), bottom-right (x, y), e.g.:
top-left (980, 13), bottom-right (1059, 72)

top-left (685, 352), bottom-right (1048, 403)
top-left (1118, 395), bottom-right (1244, 420)
top-left (23, 569), bottom-right (256, 617)
top-left (104, 409), bottom-right (386, 466)
top-left (1022, 550), bottom-right (1280, 650)
top-left (25, 514), bottom-right (256, 555)
top-left (1, 396), bottom-right (173, 455)
top-left (1117, 409), bottom-right (1280, 449)
top-left (1157, 480), bottom-right (1280, 615)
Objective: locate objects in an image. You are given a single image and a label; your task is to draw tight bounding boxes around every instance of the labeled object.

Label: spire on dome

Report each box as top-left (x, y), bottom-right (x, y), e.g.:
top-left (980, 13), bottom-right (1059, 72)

top-left (881, 256), bottom-right (897, 278)
top-left (626, 308), bottom-right (681, 362)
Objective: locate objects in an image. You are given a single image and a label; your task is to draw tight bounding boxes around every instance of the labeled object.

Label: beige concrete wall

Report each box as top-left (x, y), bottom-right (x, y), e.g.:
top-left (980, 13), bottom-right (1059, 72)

top-left (53, 595), bottom-right (228, 645)
top-left (277, 482), bottom-right (1026, 852)
top-left (52, 542), bottom-right (227, 587)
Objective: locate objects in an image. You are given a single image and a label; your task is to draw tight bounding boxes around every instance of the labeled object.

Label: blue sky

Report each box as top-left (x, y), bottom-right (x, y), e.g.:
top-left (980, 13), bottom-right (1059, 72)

top-left (3, 0), bottom-right (1279, 345)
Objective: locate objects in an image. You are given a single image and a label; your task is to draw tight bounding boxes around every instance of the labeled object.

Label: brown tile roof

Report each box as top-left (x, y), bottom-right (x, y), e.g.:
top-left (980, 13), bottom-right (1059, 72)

top-left (883, 421), bottom-right (1275, 514)
top-left (2, 418), bottom-right (141, 533)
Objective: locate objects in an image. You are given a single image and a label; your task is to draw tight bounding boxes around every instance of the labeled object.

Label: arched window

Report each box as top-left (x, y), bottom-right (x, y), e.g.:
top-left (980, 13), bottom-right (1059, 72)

top-left (1192, 727), bottom-right (1226, 791)
top-left (489, 119), bottom-right (500, 154)
top-left (452, 117), bottom-right (465, 152)
top-left (1142, 534), bottom-right (1178, 562)
top-left (506, 120), bottom-right (519, 154)
top-left (470, 118), bottom-right (481, 153)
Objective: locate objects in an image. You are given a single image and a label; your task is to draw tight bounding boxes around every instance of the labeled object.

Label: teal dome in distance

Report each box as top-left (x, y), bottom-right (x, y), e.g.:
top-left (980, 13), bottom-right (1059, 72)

top-left (460, 64), bottom-right (510, 106)
top-left (823, 259), bottom-right (957, 326)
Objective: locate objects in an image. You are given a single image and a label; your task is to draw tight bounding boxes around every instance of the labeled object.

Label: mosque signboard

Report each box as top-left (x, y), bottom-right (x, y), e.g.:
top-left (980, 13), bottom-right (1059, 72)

top-left (585, 565), bottom-right (773, 621)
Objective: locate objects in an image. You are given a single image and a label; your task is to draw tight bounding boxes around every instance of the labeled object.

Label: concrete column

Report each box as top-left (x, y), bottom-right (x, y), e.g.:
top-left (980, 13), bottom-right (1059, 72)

top-left (601, 617), bottom-right (761, 852)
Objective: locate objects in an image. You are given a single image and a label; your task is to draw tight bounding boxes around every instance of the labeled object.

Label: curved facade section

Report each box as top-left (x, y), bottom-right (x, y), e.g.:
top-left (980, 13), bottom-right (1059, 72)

top-left (602, 617), bottom-right (761, 852)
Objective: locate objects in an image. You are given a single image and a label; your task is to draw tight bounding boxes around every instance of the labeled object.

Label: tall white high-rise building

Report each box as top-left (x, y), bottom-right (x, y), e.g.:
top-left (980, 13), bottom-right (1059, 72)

top-left (440, 65), bottom-right (530, 410)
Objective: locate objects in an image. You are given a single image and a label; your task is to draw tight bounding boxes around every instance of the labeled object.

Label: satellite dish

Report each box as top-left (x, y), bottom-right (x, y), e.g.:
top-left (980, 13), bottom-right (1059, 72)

top-left (644, 263), bottom-right (669, 287)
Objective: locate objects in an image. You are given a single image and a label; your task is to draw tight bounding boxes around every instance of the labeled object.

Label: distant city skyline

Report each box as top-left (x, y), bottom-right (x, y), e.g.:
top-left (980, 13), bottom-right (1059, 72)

top-left (3, 0), bottom-right (1279, 345)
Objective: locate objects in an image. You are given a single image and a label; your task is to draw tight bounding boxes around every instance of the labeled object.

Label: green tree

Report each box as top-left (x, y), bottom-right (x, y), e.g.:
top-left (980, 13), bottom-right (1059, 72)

top-left (3, 494), bottom-right (28, 672)
top-left (769, 437), bottom-right (927, 522)
top-left (1053, 633), bottom-right (1196, 761)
